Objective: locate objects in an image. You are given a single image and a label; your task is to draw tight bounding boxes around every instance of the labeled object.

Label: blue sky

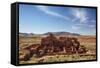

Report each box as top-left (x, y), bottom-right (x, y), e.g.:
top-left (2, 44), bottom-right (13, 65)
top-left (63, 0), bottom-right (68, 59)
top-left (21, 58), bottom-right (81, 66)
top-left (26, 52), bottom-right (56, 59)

top-left (19, 4), bottom-right (96, 35)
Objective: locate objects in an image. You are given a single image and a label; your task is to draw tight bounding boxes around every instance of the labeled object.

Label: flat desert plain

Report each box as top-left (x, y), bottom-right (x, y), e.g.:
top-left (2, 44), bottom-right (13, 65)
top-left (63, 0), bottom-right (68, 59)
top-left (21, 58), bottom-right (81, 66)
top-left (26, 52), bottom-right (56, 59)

top-left (19, 35), bottom-right (96, 64)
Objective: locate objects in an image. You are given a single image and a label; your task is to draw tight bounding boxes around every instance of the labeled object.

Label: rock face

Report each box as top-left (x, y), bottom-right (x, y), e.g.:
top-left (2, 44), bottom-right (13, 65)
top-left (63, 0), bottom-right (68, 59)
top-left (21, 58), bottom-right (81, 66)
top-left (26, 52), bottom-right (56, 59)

top-left (40, 33), bottom-right (80, 53)
top-left (19, 33), bottom-right (86, 61)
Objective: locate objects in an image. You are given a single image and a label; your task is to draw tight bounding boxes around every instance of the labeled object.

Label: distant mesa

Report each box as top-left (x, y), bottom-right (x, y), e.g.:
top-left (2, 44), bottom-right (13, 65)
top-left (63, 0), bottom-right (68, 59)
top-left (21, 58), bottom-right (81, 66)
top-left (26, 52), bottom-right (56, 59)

top-left (19, 32), bottom-right (35, 37)
top-left (43, 32), bottom-right (80, 36)
top-left (19, 32), bottom-right (80, 37)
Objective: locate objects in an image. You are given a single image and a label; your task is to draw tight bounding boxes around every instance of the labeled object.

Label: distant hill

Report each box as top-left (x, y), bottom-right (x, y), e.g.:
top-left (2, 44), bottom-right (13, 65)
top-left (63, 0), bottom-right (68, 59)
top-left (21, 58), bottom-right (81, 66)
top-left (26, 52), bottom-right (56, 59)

top-left (19, 32), bottom-right (80, 37)
top-left (19, 32), bottom-right (34, 37)
top-left (43, 32), bottom-right (80, 36)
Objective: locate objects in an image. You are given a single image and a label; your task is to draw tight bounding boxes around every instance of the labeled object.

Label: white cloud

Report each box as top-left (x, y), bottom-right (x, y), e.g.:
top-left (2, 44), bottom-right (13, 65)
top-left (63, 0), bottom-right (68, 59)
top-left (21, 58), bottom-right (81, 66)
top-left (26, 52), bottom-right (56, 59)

top-left (36, 5), bottom-right (69, 21)
top-left (71, 25), bottom-right (80, 30)
top-left (72, 8), bottom-right (88, 24)
top-left (90, 20), bottom-right (96, 23)
top-left (74, 23), bottom-right (95, 30)
top-left (71, 8), bottom-right (96, 30)
top-left (36, 6), bottom-right (96, 31)
top-left (88, 24), bottom-right (95, 28)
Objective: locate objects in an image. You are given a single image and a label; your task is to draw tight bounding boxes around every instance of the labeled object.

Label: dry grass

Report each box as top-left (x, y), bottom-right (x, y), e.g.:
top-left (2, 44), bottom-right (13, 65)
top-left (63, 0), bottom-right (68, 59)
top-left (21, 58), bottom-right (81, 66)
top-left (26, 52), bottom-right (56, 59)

top-left (19, 35), bottom-right (96, 64)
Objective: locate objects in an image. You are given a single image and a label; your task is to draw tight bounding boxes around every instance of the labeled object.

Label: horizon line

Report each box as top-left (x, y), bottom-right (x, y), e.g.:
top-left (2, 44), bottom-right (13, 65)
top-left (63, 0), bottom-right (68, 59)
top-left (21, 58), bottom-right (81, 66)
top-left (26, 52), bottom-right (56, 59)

top-left (19, 31), bottom-right (96, 36)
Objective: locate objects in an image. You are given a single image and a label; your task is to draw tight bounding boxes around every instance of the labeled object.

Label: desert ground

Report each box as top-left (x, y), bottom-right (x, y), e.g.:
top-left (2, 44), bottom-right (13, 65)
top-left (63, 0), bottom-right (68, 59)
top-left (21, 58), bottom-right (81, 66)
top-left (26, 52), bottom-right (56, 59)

top-left (19, 35), bottom-right (96, 64)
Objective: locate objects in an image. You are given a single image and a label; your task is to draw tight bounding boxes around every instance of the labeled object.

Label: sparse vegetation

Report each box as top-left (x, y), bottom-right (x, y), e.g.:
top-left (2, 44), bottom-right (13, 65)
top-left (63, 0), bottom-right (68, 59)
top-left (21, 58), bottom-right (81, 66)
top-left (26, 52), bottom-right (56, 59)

top-left (19, 34), bottom-right (96, 64)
